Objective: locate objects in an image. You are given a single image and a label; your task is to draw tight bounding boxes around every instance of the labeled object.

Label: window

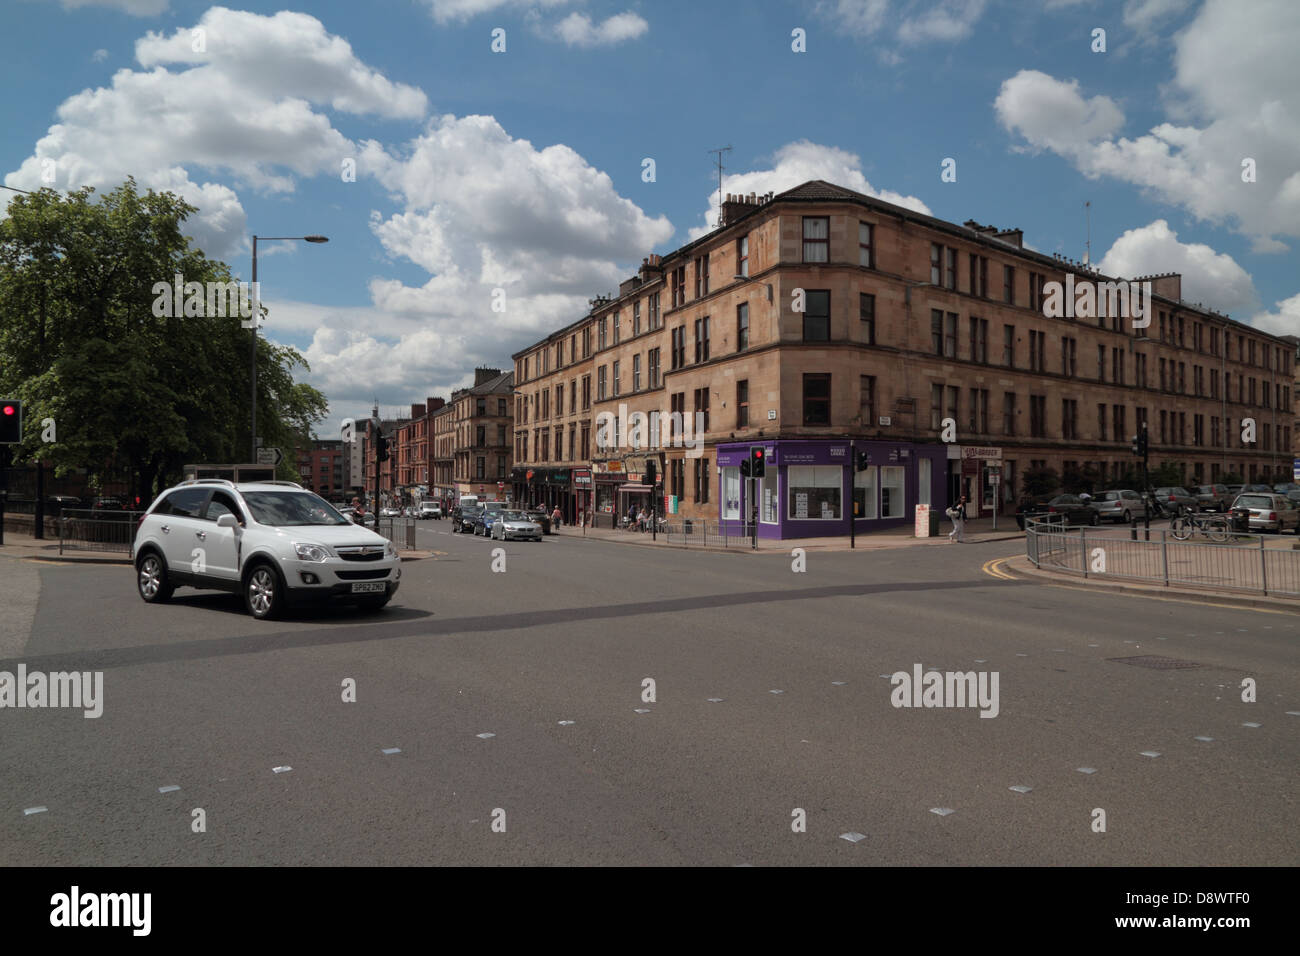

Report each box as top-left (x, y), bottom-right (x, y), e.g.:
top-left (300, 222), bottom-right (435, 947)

top-left (1003, 265), bottom-right (1016, 304)
top-left (932, 310), bottom-right (956, 358)
top-left (1098, 344), bottom-right (1106, 382)
top-left (1003, 325), bottom-right (1015, 367)
top-left (859, 294), bottom-right (875, 344)
top-left (693, 387), bottom-right (710, 434)
top-left (803, 374), bottom-right (831, 425)
top-left (694, 255), bottom-right (709, 298)
top-left (1112, 405), bottom-right (1125, 443)
top-left (932, 310), bottom-right (944, 355)
top-left (1135, 352), bottom-right (1147, 388)
top-left (1061, 336), bottom-right (1077, 377)
top-left (1112, 347), bottom-right (1124, 385)
top-left (881, 466), bottom-right (905, 519)
top-left (931, 383), bottom-right (944, 430)
top-left (598, 365), bottom-right (607, 401)
top-left (541, 390), bottom-right (549, 419)
top-left (598, 318), bottom-right (607, 350)
top-left (760, 472), bottom-right (778, 523)
top-left (722, 467), bottom-right (741, 520)
top-left (570, 379), bottom-right (576, 412)
top-left (1062, 399), bottom-right (1078, 440)
top-left (1029, 330), bottom-right (1045, 372)
top-left (476, 425), bottom-right (486, 446)
top-left (671, 326), bottom-right (686, 369)
top-left (582, 375), bottom-right (591, 409)
top-left (476, 398), bottom-right (486, 416)
top-left (693, 458), bottom-right (710, 503)
top-left (803, 217), bottom-right (829, 262)
top-left (670, 392), bottom-right (685, 442)
top-left (555, 384), bottom-right (563, 416)
top-left (476, 457), bottom-right (486, 479)
top-left (648, 348), bottom-right (661, 389)
top-left (1028, 271), bottom-right (1045, 311)
top-left (204, 492), bottom-right (243, 524)
top-left (803, 290), bottom-right (831, 342)
top-left (969, 317), bottom-right (987, 363)
top-left (583, 327), bottom-right (591, 358)
top-left (1029, 394), bottom-right (1046, 438)
top-left (945, 247), bottom-right (957, 290)
top-left (737, 236), bottom-right (749, 277)
top-left (497, 398), bottom-right (507, 416)
top-left (581, 425), bottom-right (590, 461)
top-left (1097, 403), bottom-right (1107, 441)
top-left (613, 311), bottom-right (620, 344)
top-left (694, 316), bottom-right (710, 362)
top-left (737, 380), bottom-right (749, 427)
top-left (788, 465), bottom-right (841, 520)
top-left (633, 354), bottom-right (641, 392)
top-left (931, 243), bottom-right (942, 285)
top-left (947, 385), bottom-right (959, 429)
top-left (970, 388), bottom-right (989, 434)
top-left (649, 292), bottom-right (660, 329)
top-left (632, 301), bottom-right (641, 337)
top-left (737, 302), bottom-right (749, 351)
top-left (854, 466), bottom-right (877, 520)
top-left (858, 221), bottom-right (874, 267)
top-left (555, 427), bottom-right (563, 461)
top-left (969, 254), bottom-right (988, 297)
top-left (612, 360), bottom-right (620, 396)
top-left (671, 266), bottom-right (686, 308)
top-left (860, 375), bottom-right (876, 427)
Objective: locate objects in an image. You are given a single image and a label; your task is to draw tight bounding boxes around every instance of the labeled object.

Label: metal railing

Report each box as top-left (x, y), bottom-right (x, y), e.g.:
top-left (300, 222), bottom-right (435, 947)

top-left (660, 519), bottom-right (760, 549)
top-left (58, 509), bottom-right (147, 554)
top-left (375, 516), bottom-right (417, 550)
top-left (1024, 516), bottom-right (1300, 598)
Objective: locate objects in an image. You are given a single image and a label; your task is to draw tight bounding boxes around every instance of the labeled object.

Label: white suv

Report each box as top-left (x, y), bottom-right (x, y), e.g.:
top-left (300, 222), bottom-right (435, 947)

top-left (132, 479), bottom-right (401, 620)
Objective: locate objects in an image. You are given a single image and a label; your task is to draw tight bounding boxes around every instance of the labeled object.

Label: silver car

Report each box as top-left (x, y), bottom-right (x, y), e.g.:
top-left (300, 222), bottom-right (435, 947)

top-left (1230, 493), bottom-right (1300, 534)
top-left (1194, 484), bottom-right (1233, 512)
top-left (490, 510), bottom-right (543, 542)
top-left (1092, 489), bottom-right (1148, 523)
top-left (1154, 486), bottom-right (1198, 515)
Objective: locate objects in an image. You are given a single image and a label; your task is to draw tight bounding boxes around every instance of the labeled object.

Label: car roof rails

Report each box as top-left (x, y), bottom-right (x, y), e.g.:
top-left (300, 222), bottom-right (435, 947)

top-left (180, 478), bottom-right (236, 488)
top-left (245, 480), bottom-right (304, 489)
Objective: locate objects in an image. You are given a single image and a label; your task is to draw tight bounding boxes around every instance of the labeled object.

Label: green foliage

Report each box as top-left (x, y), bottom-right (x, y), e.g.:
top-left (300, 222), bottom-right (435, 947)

top-left (1023, 465), bottom-right (1060, 499)
top-left (0, 179), bottom-right (326, 499)
top-left (1149, 461), bottom-right (1185, 487)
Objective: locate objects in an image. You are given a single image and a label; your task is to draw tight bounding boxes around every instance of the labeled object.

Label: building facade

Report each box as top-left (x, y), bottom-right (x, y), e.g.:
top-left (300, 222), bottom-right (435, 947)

top-left (449, 368), bottom-right (514, 501)
top-left (511, 180), bottom-right (1293, 537)
top-left (295, 439), bottom-right (345, 501)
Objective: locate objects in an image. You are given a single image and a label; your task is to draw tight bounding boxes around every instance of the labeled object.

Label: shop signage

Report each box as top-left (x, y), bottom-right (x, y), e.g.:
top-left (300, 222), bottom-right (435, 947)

top-left (961, 446), bottom-right (1002, 460)
top-left (573, 469), bottom-right (592, 486)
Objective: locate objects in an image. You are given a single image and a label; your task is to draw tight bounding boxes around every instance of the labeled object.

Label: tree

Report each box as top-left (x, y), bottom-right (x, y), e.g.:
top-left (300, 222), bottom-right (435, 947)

top-left (1023, 465), bottom-right (1060, 499)
top-left (0, 179), bottom-right (327, 501)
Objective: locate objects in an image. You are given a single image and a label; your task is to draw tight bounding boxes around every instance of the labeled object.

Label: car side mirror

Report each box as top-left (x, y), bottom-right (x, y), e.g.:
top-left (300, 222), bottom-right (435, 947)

top-left (216, 513), bottom-right (239, 529)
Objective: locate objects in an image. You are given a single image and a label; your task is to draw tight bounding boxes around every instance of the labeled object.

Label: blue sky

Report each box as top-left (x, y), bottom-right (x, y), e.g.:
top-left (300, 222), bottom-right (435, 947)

top-left (3, 0), bottom-right (1297, 436)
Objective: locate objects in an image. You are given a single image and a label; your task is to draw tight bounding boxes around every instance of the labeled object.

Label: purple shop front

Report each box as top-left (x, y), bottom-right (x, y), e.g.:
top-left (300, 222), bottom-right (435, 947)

top-left (715, 439), bottom-right (948, 540)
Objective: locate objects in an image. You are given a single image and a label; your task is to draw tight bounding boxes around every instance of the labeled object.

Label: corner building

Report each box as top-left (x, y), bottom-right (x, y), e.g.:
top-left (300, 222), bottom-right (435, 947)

top-left (512, 181), bottom-right (1293, 539)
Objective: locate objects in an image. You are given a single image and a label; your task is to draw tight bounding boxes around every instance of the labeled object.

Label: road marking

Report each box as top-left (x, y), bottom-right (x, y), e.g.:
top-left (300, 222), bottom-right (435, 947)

top-left (23, 806), bottom-right (47, 816)
top-left (840, 832), bottom-right (866, 843)
top-left (982, 558), bottom-right (1017, 580)
top-left (382, 748), bottom-right (401, 755)
top-left (157, 785), bottom-right (180, 793)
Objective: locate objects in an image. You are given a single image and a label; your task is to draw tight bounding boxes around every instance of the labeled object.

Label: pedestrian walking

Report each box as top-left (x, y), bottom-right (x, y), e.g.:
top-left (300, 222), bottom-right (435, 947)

top-left (551, 505), bottom-right (562, 529)
top-left (946, 495), bottom-right (967, 543)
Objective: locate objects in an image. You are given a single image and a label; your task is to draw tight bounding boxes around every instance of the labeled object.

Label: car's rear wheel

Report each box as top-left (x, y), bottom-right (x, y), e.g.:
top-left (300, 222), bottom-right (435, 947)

top-left (137, 552), bottom-right (174, 603)
top-left (1121, 510), bottom-right (1131, 523)
top-left (244, 563), bottom-right (283, 620)
top-left (1089, 511), bottom-right (1100, 526)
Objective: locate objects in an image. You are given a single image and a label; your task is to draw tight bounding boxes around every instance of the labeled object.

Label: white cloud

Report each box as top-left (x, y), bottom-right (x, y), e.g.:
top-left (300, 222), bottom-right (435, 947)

top-left (91, 49), bottom-right (110, 62)
top-left (1122, 0), bottom-right (1193, 32)
top-left (56, 0), bottom-right (168, 15)
top-left (422, 0), bottom-right (571, 24)
top-left (4, 8), bottom-right (426, 259)
top-left (1250, 293), bottom-right (1300, 338)
top-left (551, 11), bottom-right (648, 47)
top-left (687, 140), bottom-right (931, 240)
top-left (1096, 219), bottom-right (1258, 315)
top-left (815, 0), bottom-right (986, 46)
top-left (995, 0), bottom-right (1300, 248)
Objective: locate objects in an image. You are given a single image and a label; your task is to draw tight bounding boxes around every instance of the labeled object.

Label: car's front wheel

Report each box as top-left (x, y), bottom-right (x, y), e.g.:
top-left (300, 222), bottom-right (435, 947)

top-left (137, 552), bottom-right (174, 603)
top-left (244, 563), bottom-right (284, 620)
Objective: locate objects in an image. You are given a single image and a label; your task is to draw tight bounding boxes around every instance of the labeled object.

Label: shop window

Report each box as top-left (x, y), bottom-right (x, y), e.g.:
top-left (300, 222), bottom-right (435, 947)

top-left (853, 466), bottom-right (877, 520)
top-left (787, 465), bottom-right (841, 520)
top-left (881, 466), bottom-right (905, 518)
top-left (722, 467), bottom-right (741, 520)
top-left (760, 472), bottom-right (778, 524)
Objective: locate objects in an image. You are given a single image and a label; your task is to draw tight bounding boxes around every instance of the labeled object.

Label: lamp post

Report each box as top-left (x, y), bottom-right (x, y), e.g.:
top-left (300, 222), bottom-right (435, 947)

top-left (250, 234), bottom-right (328, 462)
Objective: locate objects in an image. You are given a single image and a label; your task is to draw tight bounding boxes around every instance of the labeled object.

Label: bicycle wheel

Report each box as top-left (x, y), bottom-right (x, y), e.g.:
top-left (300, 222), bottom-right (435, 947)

top-left (1169, 516), bottom-right (1192, 540)
top-left (1205, 518), bottom-right (1230, 543)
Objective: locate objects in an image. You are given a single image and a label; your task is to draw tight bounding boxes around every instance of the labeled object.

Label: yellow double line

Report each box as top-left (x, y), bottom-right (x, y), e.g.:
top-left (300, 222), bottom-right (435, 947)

top-left (982, 557), bottom-right (1016, 580)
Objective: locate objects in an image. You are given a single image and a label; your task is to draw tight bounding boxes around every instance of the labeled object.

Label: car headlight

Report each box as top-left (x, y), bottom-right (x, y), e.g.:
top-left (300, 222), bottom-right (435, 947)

top-left (294, 542), bottom-right (333, 562)
top-left (385, 541), bottom-right (397, 558)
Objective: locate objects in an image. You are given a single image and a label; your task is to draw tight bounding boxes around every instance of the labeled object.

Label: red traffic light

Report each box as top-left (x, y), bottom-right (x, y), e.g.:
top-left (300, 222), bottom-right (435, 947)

top-left (2, 406), bottom-right (13, 415)
top-left (754, 449), bottom-right (763, 458)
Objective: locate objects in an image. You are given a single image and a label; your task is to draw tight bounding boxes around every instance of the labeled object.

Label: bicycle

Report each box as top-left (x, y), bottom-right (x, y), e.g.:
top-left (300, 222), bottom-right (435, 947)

top-left (1169, 509), bottom-right (1230, 542)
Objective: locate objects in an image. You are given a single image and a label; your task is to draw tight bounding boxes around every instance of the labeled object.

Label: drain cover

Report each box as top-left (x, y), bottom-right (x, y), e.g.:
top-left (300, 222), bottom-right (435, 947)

top-left (1107, 655), bottom-right (1202, 670)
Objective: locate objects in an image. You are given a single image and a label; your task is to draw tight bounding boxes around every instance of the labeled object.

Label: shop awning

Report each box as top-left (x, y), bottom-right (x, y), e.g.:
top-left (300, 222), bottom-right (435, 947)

top-left (619, 484), bottom-right (652, 493)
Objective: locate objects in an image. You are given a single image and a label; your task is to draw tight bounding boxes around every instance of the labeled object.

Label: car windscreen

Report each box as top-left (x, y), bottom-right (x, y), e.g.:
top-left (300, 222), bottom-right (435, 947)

top-left (1099, 492), bottom-right (1121, 501)
top-left (1236, 496), bottom-right (1272, 509)
top-left (241, 491), bottom-right (350, 526)
top-left (501, 512), bottom-right (529, 521)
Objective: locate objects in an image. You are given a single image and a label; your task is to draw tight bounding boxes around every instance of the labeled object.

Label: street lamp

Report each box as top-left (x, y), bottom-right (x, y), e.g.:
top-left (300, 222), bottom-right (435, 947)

top-left (250, 234), bottom-right (328, 461)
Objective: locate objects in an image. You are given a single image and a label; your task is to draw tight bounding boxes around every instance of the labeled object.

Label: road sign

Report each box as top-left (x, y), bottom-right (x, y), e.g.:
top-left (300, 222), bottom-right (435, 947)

top-left (256, 446), bottom-right (283, 467)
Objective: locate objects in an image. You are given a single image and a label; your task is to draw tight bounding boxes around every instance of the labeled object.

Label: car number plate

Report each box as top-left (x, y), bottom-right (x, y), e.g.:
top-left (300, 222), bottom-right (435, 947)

top-left (351, 582), bottom-right (386, 594)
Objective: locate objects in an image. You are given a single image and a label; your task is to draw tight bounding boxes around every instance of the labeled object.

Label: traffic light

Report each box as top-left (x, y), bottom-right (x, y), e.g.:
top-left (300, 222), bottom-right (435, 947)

top-left (0, 400), bottom-right (21, 444)
top-left (739, 457), bottom-right (751, 478)
top-left (750, 446), bottom-right (766, 478)
top-left (1130, 429), bottom-right (1148, 458)
top-left (855, 450), bottom-right (870, 472)
top-left (376, 431), bottom-right (390, 462)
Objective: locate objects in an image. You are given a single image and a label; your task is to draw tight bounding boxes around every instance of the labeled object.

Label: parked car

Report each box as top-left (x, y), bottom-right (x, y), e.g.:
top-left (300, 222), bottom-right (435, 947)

top-left (1287, 489), bottom-right (1300, 505)
top-left (1016, 494), bottom-right (1101, 529)
top-left (1092, 489), bottom-right (1149, 523)
top-left (1153, 487), bottom-right (1198, 515)
top-left (419, 502), bottom-right (442, 520)
top-left (1225, 484), bottom-right (1245, 499)
top-left (490, 510), bottom-right (543, 542)
top-left (1194, 484), bottom-right (1233, 512)
top-left (379, 507), bottom-right (401, 518)
top-left (92, 496), bottom-right (125, 512)
top-left (132, 479), bottom-right (400, 619)
top-left (1243, 484), bottom-right (1274, 493)
top-left (1272, 482), bottom-right (1300, 496)
top-left (452, 505), bottom-right (481, 533)
top-left (1229, 493), bottom-right (1300, 534)
top-left (472, 509), bottom-right (501, 537)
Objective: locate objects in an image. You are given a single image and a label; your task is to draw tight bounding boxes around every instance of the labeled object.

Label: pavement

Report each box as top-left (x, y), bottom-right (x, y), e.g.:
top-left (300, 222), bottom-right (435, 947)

top-left (3, 521), bottom-right (1296, 866)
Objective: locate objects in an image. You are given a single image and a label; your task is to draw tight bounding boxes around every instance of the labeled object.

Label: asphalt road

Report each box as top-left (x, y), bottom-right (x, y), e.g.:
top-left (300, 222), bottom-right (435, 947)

top-left (1, 523), bottom-right (1296, 866)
